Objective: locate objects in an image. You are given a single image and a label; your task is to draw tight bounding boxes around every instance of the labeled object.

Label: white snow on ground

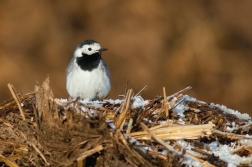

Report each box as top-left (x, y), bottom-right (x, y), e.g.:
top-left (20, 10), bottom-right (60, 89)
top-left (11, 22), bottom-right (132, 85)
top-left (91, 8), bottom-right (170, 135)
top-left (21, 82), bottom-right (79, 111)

top-left (172, 95), bottom-right (205, 118)
top-left (208, 141), bottom-right (252, 166)
top-left (131, 96), bottom-right (148, 109)
top-left (162, 139), bottom-right (252, 167)
top-left (182, 156), bottom-right (203, 167)
top-left (103, 99), bottom-right (123, 105)
top-left (173, 104), bottom-right (187, 118)
top-left (209, 103), bottom-right (251, 120)
top-left (239, 139), bottom-right (252, 146)
top-left (226, 122), bottom-right (240, 133)
top-left (57, 98), bottom-right (68, 103)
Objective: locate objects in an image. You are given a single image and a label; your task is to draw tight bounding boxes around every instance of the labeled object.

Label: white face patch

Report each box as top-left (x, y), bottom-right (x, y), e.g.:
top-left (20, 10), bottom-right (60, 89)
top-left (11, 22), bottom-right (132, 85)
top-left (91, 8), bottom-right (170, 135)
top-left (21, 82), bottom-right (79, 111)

top-left (74, 43), bottom-right (101, 58)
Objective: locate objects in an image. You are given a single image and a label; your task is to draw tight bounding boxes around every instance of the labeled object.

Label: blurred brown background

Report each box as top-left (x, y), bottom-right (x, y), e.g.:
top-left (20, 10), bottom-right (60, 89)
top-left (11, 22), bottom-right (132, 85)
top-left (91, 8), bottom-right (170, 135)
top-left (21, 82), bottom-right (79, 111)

top-left (1, 1), bottom-right (252, 116)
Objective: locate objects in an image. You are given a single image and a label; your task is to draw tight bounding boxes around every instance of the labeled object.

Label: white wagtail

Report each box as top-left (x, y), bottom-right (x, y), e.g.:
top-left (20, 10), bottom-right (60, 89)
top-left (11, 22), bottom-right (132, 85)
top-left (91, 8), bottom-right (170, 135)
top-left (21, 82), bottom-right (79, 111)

top-left (66, 40), bottom-right (111, 100)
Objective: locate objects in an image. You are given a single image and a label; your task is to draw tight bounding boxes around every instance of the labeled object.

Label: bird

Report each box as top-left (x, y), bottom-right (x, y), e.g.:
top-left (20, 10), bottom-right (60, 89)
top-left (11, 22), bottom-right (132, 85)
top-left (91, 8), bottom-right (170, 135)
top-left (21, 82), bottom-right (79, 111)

top-left (66, 39), bottom-right (111, 100)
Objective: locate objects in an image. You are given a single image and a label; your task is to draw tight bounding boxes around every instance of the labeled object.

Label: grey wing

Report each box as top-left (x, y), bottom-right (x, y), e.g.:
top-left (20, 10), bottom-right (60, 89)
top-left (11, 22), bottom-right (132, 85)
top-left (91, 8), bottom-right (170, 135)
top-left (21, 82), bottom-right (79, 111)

top-left (100, 59), bottom-right (110, 78)
top-left (66, 58), bottom-right (75, 77)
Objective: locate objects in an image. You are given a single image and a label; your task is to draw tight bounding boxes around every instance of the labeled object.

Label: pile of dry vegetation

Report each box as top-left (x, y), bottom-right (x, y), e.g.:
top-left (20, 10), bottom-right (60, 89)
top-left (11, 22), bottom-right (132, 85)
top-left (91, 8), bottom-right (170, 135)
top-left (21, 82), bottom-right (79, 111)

top-left (0, 77), bottom-right (252, 167)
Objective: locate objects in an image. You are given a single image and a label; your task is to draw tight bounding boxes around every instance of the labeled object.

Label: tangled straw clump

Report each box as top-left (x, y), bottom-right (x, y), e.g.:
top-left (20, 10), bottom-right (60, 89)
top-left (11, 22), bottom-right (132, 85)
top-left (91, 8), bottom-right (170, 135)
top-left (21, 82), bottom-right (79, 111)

top-left (0, 77), bottom-right (252, 167)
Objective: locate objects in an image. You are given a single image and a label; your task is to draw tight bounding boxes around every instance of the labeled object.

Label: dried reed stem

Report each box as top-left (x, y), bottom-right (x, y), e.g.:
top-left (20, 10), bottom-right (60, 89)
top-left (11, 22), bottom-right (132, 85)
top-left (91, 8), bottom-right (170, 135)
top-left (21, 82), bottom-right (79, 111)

top-left (117, 129), bottom-right (153, 167)
top-left (0, 154), bottom-right (19, 167)
top-left (163, 87), bottom-right (169, 118)
top-left (140, 122), bottom-right (181, 155)
top-left (149, 120), bottom-right (173, 130)
top-left (172, 86), bottom-right (192, 97)
top-left (213, 129), bottom-right (252, 139)
top-left (115, 89), bottom-right (133, 129)
top-left (135, 85), bottom-right (147, 97)
top-left (7, 84), bottom-right (26, 120)
top-left (126, 118), bottom-right (133, 133)
top-left (30, 143), bottom-right (50, 166)
top-left (129, 123), bottom-right (214, 140)
top-left (77, 160), bottom-right (83, 167)
top-left (77, 145), bottom-right (104, 161)
top-left (140, 122), bottom-right (215, 167)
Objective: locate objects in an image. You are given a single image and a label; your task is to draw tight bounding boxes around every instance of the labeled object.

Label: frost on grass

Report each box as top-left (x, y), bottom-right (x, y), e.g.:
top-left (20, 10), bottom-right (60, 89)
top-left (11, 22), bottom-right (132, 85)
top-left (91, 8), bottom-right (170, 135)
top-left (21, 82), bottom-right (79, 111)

top-left (210, 103), bottom-right (251, 120)
top-left (55, 92), bottom-right (252, 166)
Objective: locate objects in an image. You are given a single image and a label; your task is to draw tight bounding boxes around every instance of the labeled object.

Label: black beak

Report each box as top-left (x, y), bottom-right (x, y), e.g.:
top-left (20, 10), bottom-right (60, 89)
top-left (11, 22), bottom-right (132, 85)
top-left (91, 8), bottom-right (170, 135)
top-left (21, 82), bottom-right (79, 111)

top-left (99, 48), bottom-right (108, 52)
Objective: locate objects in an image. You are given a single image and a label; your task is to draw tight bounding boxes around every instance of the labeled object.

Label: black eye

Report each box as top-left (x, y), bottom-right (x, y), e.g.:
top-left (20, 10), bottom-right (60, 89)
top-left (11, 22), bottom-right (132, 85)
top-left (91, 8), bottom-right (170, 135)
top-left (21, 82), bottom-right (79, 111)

top-left (88, 48), bottom-right (92, 51)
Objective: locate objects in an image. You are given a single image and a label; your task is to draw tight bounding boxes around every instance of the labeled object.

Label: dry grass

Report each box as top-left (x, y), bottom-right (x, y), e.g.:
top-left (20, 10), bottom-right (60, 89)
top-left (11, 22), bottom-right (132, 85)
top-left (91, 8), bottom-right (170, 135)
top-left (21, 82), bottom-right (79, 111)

top-left (0, 77), bottom-right (252, 166)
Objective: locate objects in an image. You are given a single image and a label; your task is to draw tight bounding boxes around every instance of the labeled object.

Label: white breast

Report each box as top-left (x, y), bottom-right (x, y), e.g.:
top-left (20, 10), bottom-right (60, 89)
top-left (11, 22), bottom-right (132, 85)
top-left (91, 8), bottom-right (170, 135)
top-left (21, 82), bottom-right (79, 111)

top-left (66, 61), bottom-right (111, 100)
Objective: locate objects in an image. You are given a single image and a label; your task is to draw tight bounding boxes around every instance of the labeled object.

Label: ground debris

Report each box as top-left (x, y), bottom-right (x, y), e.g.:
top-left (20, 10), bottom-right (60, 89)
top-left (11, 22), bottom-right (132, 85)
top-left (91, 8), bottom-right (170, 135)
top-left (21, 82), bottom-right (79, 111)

top-left (0, 78), bottom-right (252, 167)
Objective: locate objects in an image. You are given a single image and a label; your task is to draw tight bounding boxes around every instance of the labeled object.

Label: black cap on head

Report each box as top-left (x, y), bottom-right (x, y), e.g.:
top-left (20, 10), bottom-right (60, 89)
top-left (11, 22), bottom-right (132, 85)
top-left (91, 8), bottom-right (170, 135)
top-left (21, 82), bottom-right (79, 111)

top-left (78, 39), bottom-right (98, 48)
